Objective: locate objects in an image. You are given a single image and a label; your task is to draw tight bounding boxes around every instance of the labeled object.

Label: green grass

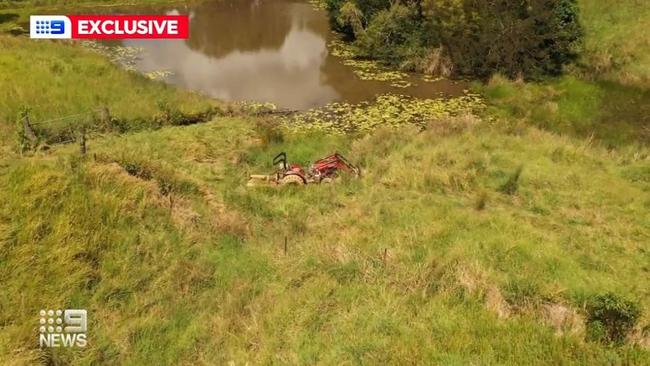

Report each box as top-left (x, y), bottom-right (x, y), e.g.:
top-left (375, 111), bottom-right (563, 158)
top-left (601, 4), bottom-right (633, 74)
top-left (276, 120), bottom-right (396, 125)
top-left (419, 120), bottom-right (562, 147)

top-left (0, 35), bottom-right (216, 154)
top-left (1, 115), bottom-right (649, 364)
top-left (479, 0), bottom-right (650, 146)
top-left (0, 1), bottom-right (649, 363)
top-left (579, 0), bottom-right (650, 85)
top-left (481, 75), bottom-right (650, 146)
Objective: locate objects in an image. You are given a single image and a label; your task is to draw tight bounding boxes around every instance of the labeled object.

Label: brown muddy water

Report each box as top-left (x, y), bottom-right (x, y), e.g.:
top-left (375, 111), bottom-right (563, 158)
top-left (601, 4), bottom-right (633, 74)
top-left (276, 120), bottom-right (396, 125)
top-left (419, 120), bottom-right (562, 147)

top-left (113, 0), bottom-right (466, 109)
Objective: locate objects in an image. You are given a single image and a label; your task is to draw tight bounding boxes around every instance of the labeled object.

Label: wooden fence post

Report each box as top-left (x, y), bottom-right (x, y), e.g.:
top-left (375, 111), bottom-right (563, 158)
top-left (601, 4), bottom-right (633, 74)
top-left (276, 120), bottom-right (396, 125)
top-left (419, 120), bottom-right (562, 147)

top-left (78, 127), bottom-right (86, 155)
top-left (100, 106), bottom-right (112, 130)
top-left (22, 112), bottom-right (38, 144)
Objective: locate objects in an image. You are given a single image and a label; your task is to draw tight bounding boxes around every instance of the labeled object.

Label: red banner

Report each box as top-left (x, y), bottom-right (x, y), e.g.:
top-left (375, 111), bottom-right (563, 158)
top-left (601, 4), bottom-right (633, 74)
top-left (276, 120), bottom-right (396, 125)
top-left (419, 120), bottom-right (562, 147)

top-left (68, 15), bottom-right (189, 39)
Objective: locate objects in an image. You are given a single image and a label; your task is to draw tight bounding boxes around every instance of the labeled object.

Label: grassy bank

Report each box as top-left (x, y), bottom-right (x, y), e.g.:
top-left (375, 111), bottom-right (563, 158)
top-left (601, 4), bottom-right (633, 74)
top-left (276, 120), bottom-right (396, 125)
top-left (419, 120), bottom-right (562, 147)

top-left (0, 36), bottom-right (218, 154)
top-left (1, 114), bottom-right (649, 364)
top-left (481, 75), bottom-right (650, 147)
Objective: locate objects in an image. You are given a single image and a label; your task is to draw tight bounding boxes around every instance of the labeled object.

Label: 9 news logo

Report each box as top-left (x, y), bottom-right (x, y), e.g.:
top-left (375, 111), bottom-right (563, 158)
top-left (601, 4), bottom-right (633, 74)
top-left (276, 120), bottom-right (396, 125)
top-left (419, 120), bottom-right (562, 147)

top-left (30, 15), bottom-right (189, 39)
top-left (30, 16), bottom-right (71, 39)
top-left (38, 309), bottom-right (88, 348)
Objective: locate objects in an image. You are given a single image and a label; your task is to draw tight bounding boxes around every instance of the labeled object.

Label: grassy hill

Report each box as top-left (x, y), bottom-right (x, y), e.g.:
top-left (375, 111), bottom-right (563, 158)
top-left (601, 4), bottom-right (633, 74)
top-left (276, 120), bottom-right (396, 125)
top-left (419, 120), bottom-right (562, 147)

top-left (0, 0), bottom-right (649, 364)
top-left (1, 114), bottom-right (649, 364)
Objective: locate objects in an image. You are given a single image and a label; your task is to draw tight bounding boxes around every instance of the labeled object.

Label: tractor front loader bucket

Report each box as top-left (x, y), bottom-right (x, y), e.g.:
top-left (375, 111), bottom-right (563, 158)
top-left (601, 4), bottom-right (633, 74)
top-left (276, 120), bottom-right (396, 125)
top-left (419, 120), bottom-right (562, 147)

top-left (247, 174), bottom-right (277, 187)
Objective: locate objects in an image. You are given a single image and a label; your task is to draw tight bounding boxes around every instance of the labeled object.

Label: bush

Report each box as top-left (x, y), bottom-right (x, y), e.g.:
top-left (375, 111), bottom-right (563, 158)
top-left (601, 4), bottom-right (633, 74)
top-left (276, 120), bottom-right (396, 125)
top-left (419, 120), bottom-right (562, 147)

top-left (255, 119), bottom-right (285, 146)
top-left (442, 0), bottom-right (583, 79)
top-left (326, 0), bottom-right (391, 36)
top-left (327, 0), bottom-right (583, 79)
top-left (353, 4), bottom-right (433, 64)
top-left (586, 293), bottom-right (641, 345)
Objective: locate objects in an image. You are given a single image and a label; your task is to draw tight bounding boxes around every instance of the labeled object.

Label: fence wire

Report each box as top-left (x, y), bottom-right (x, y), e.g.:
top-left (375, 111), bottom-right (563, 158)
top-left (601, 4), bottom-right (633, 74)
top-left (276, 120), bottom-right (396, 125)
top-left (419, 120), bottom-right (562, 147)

top-left (25, 108), bottom-right (103, 126)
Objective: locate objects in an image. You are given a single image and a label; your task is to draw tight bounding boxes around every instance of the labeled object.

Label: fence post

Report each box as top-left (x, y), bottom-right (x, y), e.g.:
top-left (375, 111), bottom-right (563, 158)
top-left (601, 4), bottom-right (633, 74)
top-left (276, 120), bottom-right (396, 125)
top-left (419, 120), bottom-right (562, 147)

top-left (78, 126), bottom-right (86, 155)
top-left (100, 106), bottom-right (112, 130)
top-left (22, 112), bottom-right (38, 144)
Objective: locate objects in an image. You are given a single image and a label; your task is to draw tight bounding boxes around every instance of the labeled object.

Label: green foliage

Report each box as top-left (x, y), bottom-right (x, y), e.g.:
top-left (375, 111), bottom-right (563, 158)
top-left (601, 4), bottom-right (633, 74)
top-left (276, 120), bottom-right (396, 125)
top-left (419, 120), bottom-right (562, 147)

top-left (326, 0), bottom-right (391, 35)
top-left (353, 4), bottom-right (431, 64)
top-left (327, 0), bottom-right (583, 79)
top-left (586, 293), bottom-right (641, 345)
top-left (442, 0), bottom-right (582, 79)
top-left (578, 0), bottom-right (650, 85)
top-left (255, 119), bottom-right (285, 146)
top-left (1, 0), bottom-right (650, 363)
top-left (326, 0), bottom-right (355, 35)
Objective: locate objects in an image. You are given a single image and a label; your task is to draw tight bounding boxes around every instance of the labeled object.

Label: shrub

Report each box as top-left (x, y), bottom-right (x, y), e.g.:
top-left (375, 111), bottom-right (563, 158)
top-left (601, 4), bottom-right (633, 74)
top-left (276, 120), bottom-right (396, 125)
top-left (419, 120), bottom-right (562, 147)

top-left (326, 0), bottom-right (356, 36)
top-left (586, 293), bottom-right (641, 345)
top-left (440, 0), bottom-right (583, 79)
top-left (353, 4), bottom-right (433, 64)
top-left (255, 119), bottom-right (285, 145)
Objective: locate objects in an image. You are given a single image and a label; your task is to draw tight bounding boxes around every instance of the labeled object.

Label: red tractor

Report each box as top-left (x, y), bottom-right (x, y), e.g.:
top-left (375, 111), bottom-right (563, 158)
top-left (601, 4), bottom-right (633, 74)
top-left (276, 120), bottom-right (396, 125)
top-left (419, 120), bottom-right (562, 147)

top-left (248, 152), bottom-right (360, 186)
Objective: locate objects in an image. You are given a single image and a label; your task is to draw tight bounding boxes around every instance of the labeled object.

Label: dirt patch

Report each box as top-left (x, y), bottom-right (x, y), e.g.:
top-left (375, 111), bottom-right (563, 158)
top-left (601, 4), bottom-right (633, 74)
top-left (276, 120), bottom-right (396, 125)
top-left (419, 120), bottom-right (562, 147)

top-left (486, 286), bottom-right (511, 319)
top-left (457, 263), bottom-right (511, 319)
top-left (541, 303), bottom-right (585, 337)
top-left (169, 197), bottom-right (202, 229)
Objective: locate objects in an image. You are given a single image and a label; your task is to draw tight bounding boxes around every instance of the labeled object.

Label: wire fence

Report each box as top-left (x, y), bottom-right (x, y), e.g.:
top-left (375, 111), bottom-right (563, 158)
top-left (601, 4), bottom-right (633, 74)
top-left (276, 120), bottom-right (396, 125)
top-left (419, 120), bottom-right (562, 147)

top-left (24, 108), bottom-right (103, 126)
top-left (20, 107), bottom-right (110, 154)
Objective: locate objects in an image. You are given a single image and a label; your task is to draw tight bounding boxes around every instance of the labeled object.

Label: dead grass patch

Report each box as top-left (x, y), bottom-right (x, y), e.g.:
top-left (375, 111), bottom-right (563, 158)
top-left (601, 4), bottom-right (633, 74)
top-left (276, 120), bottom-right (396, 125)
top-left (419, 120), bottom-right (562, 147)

top-left (541, 302), bottom-right (585, 337)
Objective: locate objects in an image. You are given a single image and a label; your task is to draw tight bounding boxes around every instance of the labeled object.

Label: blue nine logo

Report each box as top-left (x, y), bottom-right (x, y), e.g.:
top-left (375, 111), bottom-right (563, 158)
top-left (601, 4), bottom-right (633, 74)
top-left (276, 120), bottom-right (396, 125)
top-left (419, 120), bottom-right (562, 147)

top-left (34, 20), bottom-right (65, 35)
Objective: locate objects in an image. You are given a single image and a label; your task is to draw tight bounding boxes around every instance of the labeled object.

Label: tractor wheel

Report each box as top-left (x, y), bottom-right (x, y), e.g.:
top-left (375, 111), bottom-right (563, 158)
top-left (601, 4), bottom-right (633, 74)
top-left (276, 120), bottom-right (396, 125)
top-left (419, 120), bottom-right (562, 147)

top-left (280, 174), bottom-right (305, 186)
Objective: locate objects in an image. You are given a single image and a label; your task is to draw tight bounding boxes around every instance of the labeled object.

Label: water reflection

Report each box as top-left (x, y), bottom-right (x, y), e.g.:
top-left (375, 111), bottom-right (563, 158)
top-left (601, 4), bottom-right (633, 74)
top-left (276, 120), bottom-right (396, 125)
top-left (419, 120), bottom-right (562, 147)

top-left (122, 0), bottom-right (464, 109)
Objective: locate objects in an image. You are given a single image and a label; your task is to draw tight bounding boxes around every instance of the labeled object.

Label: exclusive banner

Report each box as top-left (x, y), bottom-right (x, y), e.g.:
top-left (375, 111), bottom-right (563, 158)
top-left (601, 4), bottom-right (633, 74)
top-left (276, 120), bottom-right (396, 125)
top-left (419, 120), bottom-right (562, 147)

top-left (30, 15), bottom-right (190, 39)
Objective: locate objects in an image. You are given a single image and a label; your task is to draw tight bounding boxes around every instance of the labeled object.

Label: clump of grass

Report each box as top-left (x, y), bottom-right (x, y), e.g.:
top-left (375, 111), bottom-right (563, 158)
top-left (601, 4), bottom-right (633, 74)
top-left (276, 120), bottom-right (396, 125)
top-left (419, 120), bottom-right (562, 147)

top-left (474, 190), bottom-right (488, 210)
top-left (255, 119), bottom-right (285, 146)
top-left (97, 152), bottom-right (199, 197)
top-left (498, 166), bottom-right (523, 195)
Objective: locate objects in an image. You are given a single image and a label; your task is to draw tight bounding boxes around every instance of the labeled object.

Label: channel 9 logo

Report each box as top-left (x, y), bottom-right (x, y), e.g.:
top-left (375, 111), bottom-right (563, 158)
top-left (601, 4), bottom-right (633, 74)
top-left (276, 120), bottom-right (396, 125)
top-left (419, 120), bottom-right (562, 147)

top-left (29, 14), bottom-right (189, 39)
top-left (38, 309), bottom-right (87, 348)
top-left (30, 16), bottom-right (72, 39)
